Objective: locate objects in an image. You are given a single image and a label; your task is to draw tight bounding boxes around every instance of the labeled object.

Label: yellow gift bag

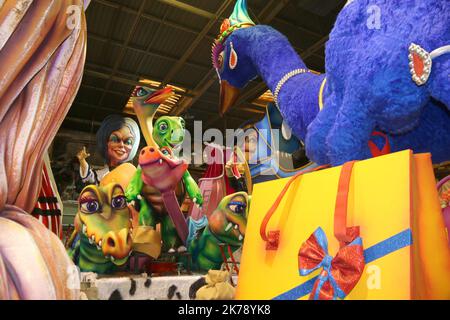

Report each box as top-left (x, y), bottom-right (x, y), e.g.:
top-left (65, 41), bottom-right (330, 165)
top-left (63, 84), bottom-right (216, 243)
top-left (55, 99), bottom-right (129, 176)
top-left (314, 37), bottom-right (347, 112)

top-left (236, 150), bottom-right (450, 300)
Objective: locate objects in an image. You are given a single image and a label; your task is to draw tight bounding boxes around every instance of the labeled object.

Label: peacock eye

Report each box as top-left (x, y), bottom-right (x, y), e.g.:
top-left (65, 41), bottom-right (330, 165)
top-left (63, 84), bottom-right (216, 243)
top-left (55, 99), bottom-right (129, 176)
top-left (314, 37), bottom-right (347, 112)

top-left (111, 195), bottom-right (126, 210)
top-left (80, 200), bottom-right (100, 214)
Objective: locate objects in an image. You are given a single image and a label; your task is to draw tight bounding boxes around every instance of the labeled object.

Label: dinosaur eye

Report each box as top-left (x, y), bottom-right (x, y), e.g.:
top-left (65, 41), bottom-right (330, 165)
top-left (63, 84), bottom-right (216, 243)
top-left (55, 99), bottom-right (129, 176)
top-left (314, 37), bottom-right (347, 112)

top-left (228, 201), bottom-right (246, 215)
top-left (80, 200), bottom-right (100, 214)
top-left (160, 147), bottom-right (173, 158)
top-left (135, 87), bottom-right (148, 97)
top-left (180, 118), bottom-right (185, 129)
top-left (159, 121), bottom-right (168, 132)
top-left (111, 195), bottom-right (126, 210)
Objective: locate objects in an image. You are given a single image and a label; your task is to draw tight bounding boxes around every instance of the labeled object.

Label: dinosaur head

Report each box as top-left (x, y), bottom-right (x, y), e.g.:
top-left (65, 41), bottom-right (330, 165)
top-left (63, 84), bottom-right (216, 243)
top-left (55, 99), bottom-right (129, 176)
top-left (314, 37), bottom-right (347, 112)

top-left (153, 116), bottom-right (186, 152)
top-left (207, 192), bottom-right (250, 247)
top-left (131, 85), bottom-right (175, 147)
top-left (139, 146), bottom-right (188, 193)
top-left (131, 85), bottom-right (174, 107)
top-left (211, 0), bottom-right (258, 116)
top-left (75, 183), bottom-right (132, 267)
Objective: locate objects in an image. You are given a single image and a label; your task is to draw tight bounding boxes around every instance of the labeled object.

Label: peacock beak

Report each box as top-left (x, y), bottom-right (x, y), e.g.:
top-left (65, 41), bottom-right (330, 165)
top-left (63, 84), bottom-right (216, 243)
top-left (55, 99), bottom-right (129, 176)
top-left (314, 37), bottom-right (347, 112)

top-left (219, 80), bottom-right (241, 116)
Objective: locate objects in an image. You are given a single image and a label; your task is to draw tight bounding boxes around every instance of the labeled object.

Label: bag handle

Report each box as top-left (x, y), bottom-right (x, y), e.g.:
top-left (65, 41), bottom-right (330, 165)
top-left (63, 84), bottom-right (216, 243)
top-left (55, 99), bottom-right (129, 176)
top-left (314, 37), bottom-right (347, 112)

top-left (334, 161), bottom-right (360, 247)
top-left (368, 131), bottom-right (391, 157)
top-left (260, 165), bottom-right (329, 250)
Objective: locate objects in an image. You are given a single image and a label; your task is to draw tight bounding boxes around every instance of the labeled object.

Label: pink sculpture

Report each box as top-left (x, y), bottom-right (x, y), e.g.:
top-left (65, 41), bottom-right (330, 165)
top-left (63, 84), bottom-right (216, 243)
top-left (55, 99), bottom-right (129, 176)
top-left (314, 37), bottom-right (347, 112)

top-left (0, 0), bottom-right (87, 299)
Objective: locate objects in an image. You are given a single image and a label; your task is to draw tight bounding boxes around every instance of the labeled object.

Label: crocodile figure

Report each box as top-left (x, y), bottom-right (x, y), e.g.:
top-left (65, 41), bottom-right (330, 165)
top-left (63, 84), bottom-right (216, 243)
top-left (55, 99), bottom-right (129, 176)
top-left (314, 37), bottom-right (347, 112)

top-left (188, 192), bottom-right (250, 271)
top-left (67, 183), bottom-right (132, 274)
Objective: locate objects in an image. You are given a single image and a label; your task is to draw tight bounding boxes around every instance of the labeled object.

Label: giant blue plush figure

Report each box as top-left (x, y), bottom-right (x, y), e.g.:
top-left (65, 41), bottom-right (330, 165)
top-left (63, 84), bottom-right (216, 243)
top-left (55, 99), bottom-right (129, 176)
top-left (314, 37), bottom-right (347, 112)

top-left (212, 0), bottom-right (450, 166)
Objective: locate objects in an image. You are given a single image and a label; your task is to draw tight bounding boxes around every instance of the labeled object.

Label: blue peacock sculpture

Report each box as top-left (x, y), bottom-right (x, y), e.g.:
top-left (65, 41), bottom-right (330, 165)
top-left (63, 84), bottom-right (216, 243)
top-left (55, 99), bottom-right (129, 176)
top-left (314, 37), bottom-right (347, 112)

top-left (212, 0), bottom-right (450, 166)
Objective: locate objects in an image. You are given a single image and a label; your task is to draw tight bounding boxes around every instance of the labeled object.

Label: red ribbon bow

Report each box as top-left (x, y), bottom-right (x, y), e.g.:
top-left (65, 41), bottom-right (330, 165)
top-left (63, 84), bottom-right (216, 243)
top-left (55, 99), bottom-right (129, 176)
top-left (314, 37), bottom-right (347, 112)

top-left (298, 227), bottom-right (365, 300)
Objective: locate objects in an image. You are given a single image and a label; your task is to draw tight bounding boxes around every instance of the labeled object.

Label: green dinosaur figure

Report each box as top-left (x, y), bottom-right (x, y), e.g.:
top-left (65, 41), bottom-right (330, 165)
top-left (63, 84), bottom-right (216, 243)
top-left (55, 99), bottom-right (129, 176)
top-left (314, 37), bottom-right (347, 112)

top-left (188, 192), bottom-right (250, 271)
top-left (126, 86), bottom-right (203, 252)
top-left (67, 183), bottom-right (132, 274)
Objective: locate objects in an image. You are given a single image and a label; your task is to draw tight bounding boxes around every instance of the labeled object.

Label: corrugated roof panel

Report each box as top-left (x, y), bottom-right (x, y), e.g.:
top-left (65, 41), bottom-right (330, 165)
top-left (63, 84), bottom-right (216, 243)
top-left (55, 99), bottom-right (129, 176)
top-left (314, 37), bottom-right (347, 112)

top-left (181, 0), bottom-right (223, 12)
top-left (85, 1), bottom-right (117, 37)
top-left (148, 24), bottom-right (196, 57)
top-left (128, 18), bottom-right (160, 48)
top-left (97, 43), bottom-right (125, 69)
top-left (80, 73), bottom-right (106, 89)
top-left (110, 11), bottom-right (139, 43)
top-left (164, 7), bottom-right (209, 32)
top-left (85, 36), bottom-right (110, 65)
top-left (173, 64), bottom-right (206, 88)
top-left (143, 0), bottom-right (168, 18)
top-left (140, 55), bottom-right (174, 80)
top-left (77, 86), bottom-right (104, 102)
top-left (108, 81), bottom-right (134, 95)
top-left (187, 36), bottom-right (214, 67)
top-left (119, 48), bottom-right (146, 74)
top-left (101, 92), bottom-right (131, 109)
top-left (107, 0), bottom-right (143, 10)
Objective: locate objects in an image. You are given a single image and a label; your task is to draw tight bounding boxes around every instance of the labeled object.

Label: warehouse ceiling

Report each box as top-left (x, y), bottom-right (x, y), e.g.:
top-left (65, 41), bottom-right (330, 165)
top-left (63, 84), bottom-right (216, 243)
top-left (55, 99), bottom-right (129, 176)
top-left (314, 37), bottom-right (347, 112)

top-left (62, 0), bottom-right (346, 135)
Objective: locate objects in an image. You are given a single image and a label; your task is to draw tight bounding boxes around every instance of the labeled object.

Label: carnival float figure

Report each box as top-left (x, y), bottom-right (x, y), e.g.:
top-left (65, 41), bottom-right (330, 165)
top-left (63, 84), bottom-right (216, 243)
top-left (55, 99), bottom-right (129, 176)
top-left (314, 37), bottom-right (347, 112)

top-left (126, 86), bottom-right (203, 253)
top-left (67, 183), bottom-right (133, 274)
top-left (188, 192), bottom-right (249, 272)
top-left (212, 0), bottom-right (450, 166)
top-left (77, 115), bottom-right (140, 185)
top-left (0, 0), bottom-right (88, 299)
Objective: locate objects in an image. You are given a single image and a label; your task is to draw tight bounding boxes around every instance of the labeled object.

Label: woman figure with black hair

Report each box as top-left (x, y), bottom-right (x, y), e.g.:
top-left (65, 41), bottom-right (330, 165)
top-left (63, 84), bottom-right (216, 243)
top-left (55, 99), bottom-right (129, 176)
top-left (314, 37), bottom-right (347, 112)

top-left (77, 115), bottom-right (140, 185)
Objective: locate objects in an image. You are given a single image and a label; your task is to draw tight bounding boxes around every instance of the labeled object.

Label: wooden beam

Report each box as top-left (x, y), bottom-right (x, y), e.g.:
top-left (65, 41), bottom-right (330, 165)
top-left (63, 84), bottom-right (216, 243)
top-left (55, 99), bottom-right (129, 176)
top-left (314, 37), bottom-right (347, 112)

top-left (155, 0), bottom-right (215, 19)
top-left (83, 67), bottom-right (195, 97)
top-left (87, 33), bottom-right (210, 71)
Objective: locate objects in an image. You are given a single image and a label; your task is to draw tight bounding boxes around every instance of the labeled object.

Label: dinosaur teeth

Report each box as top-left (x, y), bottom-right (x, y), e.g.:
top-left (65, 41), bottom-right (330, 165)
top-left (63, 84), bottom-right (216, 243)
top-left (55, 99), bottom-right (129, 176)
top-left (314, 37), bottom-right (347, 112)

top-left (110, 256), bottom-right (115, 262)
top-left (129, 251), bottom-right (133, 257)
top-left (238, 235), bottom-right (244, 241)
top-left (225, 223), bottom-right (233, 232)
top-left (82, 224), bottom-right (87, 234)
top-left (234, 224), bottom-right (239, 230)
top-left (96, 244), bottom-right (101, 250)
top-left (88, 237), bottom-right (93, 244)
top-left (98, 240), bottom-right (102, 247)
top-left (159, 159), bottom-right (163, 165)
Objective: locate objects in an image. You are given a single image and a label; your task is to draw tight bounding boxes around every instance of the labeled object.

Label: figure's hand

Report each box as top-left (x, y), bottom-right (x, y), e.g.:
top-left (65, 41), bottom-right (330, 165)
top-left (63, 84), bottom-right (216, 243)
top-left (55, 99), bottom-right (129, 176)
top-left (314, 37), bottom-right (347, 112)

top-left (183, 172), bottom-right (203, 207)
top-left (76, 146), bottom-right (90, 162)
top-left (225, 160), bottom-right (234, 177)
top-left (125, 168), bottom-right (143, 201)
top-left (225, 160), bottom-right (245, 178)
top-left (125, 186), bottom-right (141, 202)
top-left (191, 190), bottom-right (204, 207)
